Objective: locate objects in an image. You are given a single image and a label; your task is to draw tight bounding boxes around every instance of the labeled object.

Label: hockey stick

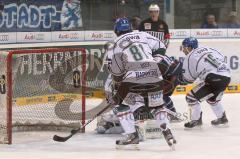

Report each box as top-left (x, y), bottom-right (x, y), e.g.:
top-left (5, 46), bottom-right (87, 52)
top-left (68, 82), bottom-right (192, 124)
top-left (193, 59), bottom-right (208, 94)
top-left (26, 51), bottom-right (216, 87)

top-left (53, 103), bottom-right (111, 142)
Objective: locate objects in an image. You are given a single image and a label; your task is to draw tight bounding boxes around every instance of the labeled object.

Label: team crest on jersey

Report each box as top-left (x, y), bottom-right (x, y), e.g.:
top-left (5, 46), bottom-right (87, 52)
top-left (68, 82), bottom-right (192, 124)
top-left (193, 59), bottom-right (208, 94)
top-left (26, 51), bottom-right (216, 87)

top-left (159, 24), bottom-right (164, 29)
top-left (144, 23), bottom-right (151, 30)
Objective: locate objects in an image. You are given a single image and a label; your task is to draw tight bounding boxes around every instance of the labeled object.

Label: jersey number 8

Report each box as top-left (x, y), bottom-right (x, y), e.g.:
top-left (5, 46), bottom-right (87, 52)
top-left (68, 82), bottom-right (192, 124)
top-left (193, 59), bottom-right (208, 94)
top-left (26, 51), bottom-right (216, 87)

top-left (129, 44), bottom-right (149, 61)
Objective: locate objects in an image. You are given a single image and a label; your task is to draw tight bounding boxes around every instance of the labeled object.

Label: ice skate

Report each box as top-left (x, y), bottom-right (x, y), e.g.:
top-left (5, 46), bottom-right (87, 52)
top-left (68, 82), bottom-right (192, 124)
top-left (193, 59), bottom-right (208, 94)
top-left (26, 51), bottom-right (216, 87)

top-left (116, 132), bottom-right (140, 150)
top-left (184, 112), bottom-right (202, 129)
top-left (160, 124), bottom-right (177, 150)
top-left (211, 112), bottom-right (229, 127)
top-left (168, 114), bottom-right (183, 123)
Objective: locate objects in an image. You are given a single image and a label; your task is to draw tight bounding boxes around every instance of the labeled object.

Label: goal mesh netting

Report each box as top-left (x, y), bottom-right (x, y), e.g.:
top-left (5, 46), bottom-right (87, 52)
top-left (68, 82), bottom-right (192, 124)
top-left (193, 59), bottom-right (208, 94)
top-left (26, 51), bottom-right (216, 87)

top-left (0, 48), bottom-right (86, 144)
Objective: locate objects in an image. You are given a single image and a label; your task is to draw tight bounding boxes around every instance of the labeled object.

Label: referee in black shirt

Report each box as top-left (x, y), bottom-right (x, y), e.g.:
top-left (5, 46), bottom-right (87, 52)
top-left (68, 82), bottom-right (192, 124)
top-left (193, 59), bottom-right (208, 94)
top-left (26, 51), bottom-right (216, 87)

top-left (139, 4), bottom-right (170, 49)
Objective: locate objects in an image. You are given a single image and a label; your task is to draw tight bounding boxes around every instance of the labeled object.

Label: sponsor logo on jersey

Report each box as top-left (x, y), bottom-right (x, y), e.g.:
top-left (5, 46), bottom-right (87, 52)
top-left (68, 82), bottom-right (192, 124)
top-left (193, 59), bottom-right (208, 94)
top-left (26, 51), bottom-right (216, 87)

top-left (217, 63), bottom-right (230, 72)
top-left (150, 91), bottom-right (162, 100)
top-left (0, 75), bottom-right (6, 94)
top-left (140, 62), bottom-right (150, 68)
top-left (144, 23), bottom-right (151, 30)
top-left (135, 69), bottom-right (158, 79)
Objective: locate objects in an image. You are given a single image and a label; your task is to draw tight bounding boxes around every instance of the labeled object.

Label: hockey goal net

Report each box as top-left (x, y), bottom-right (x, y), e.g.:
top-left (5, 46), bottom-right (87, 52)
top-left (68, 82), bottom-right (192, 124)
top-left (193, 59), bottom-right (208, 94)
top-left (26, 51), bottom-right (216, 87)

top-left (0, 48), bottom-right (86, 144)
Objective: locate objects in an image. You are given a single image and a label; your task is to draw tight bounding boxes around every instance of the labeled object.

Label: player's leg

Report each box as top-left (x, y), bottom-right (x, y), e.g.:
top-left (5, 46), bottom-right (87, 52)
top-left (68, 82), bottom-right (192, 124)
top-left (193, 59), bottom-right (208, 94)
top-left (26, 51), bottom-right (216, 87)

top-left (114, 104), bottom-right (140, 146)
top-left (112, 82), bottom-right (140, 147)
top-left (145, 81), bottom-right (176, 147)
top-left (163, 95), bottom-right (182, 122)
top-left (151, 106), bottom-right (176, 147)
top-left (163, 76), bottom-right (181, 122)
top-left (205, 73), bottom-right (231, 126)
top-left (163, 95), bottom-right (175, 112)
top-left (184, 82), bottom-right (211, 128)
top-left (207, 96), bottom-right (228, 126)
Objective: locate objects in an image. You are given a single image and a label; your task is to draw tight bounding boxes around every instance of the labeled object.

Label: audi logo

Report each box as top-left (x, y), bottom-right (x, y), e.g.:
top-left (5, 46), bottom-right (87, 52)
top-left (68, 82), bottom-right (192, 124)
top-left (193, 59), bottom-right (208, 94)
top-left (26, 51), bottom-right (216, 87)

top-left (211, 31), bottom-right (222, 36)
top-left (104, 33), bottom-right (114, 38)
top-left (0, 34), bottom-right (9, 41)
top-left (175, 31), bottom-right (188, 37)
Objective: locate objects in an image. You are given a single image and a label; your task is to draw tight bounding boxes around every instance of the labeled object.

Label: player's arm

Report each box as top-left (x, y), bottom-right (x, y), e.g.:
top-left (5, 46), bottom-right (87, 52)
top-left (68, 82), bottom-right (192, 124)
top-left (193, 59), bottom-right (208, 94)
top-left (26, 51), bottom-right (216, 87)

top-left (107, 51), bottom-right (125, 83)
top-left (163, 21), bottom-right (170, 48)
top-left (146, 33), bottom-right (167, 56)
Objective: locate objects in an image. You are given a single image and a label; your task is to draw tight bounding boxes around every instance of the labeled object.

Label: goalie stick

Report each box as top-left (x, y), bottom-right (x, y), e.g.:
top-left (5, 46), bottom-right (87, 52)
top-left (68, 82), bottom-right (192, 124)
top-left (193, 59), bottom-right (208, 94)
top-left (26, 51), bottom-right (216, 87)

top-left (53, 102), bottom-right (112, 142)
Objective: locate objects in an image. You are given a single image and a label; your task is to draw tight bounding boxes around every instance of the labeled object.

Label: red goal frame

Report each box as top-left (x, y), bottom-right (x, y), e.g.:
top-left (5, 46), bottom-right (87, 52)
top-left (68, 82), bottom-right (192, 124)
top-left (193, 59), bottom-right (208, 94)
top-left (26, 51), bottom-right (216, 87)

top-left (5, 48), bottom-right (86, 144)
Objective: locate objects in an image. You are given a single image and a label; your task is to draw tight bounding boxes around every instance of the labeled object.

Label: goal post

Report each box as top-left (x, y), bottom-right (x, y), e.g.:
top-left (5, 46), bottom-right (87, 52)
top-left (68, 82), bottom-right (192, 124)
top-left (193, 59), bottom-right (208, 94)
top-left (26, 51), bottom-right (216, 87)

top-left (0, 48), bottom-right (87, 144)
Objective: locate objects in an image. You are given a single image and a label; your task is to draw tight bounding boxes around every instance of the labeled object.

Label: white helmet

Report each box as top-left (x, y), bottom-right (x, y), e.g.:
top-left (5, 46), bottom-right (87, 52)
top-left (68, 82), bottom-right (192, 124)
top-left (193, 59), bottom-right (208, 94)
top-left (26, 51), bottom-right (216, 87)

top-left (148, 4), bottom-right (160, 11)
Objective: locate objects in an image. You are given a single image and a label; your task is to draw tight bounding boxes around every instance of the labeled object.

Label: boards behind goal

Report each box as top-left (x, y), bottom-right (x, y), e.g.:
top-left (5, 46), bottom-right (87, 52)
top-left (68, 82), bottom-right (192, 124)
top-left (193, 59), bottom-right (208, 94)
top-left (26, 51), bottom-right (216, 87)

top-left (0, 48), bottom-right (87, 144)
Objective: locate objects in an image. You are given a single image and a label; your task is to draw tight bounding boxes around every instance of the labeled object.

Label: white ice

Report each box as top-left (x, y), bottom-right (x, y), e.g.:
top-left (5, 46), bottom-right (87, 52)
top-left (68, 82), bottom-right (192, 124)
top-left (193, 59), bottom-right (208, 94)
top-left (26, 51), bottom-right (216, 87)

top-left (0, 93), bottom-right (240, 159)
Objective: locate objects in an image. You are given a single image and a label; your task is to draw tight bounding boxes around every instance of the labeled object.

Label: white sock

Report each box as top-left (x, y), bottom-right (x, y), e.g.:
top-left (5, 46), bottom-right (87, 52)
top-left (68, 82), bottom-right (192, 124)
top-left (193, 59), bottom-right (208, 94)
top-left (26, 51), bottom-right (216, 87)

top-left (118, 111), bottom-right (136, 134)
top-left (153, 108), bottom-right (169, 129)
top-left (190, 102), bottom-right (202, 120)
top-left (210, 101), bottom-right (224, 118)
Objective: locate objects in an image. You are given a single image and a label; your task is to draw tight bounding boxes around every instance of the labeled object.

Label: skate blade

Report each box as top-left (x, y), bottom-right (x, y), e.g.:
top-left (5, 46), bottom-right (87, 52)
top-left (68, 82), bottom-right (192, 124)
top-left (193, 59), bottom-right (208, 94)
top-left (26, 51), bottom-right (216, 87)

top-left (168, 139), bottom-right (176, 151)
top-left (170, 119), bottom-right (184, 123)
top-left (116, 144), bottom-right (140, 150)
top-left (212, 123), bottom-right (229, 128)
top-left (184, 125), bottom-right (202, 130)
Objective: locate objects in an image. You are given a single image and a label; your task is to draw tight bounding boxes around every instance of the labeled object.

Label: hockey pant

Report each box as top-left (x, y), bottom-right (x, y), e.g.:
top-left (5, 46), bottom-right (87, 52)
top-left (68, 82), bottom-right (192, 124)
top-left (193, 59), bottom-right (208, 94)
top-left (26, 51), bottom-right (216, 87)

top-left (186, 73), bottom-right (231, 120)
top-left (113, 81), bottom-right (170, 134)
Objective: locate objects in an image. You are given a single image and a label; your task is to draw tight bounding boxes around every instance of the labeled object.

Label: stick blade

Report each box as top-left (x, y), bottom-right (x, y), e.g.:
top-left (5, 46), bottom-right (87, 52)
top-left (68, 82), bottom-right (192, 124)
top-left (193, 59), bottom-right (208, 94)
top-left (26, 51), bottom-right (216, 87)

top-left (53, 135), bottom-right (70, 142)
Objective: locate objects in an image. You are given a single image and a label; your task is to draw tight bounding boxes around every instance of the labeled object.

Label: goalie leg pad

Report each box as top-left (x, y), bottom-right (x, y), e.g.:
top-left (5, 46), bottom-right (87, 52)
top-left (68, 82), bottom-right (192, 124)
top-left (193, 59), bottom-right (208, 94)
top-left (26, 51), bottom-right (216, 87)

top-left (114, 104), bottom-right (136, 134)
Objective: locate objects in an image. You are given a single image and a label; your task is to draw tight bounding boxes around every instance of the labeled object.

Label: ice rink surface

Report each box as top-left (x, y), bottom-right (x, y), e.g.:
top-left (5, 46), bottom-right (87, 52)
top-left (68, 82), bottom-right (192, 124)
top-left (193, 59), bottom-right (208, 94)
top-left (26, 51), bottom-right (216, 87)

top-left (0, 93), bottom-right (240, 159)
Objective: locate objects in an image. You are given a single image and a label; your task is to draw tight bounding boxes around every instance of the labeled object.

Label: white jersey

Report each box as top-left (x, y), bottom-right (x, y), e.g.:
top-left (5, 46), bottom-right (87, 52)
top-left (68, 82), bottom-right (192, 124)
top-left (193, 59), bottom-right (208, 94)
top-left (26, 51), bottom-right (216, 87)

top-left (182, 47), bottom-right (231, 82)
top-left (107, 31), bottom-right (166, 84)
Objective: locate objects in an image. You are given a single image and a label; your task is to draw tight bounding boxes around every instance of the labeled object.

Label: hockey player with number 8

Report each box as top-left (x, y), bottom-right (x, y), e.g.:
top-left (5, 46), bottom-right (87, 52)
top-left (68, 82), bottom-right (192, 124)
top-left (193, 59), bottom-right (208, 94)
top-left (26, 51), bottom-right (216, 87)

top-left (106, 18), bottom-right (176, 149)
top-left (178, 37), bottom-right (231, 128)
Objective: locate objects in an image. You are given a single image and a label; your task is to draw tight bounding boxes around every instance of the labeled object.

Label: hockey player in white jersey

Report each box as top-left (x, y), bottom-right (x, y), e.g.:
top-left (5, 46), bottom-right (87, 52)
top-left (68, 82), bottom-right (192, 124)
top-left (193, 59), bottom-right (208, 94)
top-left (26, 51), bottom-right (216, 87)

top-left (106, 18), bottom-right (176, 148)
top-left (96, 55), bottom-right (183, 135)
top-left (178, 37), bottom-right (231, 128)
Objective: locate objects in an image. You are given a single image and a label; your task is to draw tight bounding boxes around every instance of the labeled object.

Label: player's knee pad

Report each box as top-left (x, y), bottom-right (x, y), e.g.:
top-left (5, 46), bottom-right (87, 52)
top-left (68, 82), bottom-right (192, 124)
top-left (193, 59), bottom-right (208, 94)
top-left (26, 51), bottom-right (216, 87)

top-left (207, 92), bottom-right (223, 106)
top-left (151, 107), bottom-right (167, 120)
top-left (113, 104), bottom-right (132, 117)
top-left (151, 108), bottom-right (169, 127)
top-left (186, 92), bottom-right (198, 106)
top-left (207, 99), bottom-right (219, 106)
